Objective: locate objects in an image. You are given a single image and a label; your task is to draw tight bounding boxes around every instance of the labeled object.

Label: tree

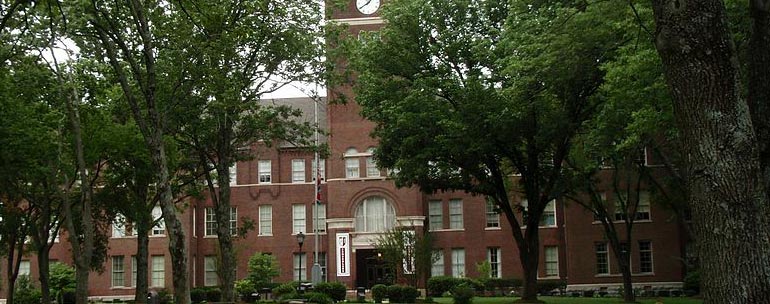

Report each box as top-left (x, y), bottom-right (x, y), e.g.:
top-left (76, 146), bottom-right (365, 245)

top-left (374, 227), bottom-right (438, 287)
top-left (76, 1), bottom-right (194, 302)
top-left (650, 0), bottom-right (770, 302)
top-left (167, 1), bottom-right (323, 300)
top-left (353, 0), bottom-right (630, 301)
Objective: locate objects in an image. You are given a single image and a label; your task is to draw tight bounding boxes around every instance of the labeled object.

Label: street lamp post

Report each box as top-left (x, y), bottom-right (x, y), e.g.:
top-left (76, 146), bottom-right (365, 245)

top-left (297, 232), bottom-right (306, 282)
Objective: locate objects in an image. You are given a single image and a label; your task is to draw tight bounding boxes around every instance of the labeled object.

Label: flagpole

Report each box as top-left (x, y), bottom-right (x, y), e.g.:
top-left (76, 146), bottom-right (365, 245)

top-left (312, 92), bottom-right (322, 283)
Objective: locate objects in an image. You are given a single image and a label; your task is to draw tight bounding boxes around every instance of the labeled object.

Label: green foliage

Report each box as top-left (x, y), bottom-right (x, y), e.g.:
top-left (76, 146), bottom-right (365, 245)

top-left (191, 287), bottom-right (208, 303)
top-left (303, 292), bottom-right (334, 304)
top-left (273, 281), bottom-right (300, 298)
top-left (536, 279), bottom-right (566, 295)
top-left (375, 228), bottom-right (439, 286)
top-left (476, 261), bottom-right (491, 282)
top-left (428, 276), bottom-right (457, 297)
top-left (50, 262), bottom-right (77, 290)
top-left (235, 279), bottom-right (257, 297)
top-left (314, 281), bottom-right (348, 302)
top-left (483, 278), bottom-right (522, 292)
top-left (206, 287), bottom-right (222, 302)
top-left (248, 252), bottom-right (281, 283)
top-left (371, 284), bottom-right (389, 303)
top-left (450, 284), bottom-right (475, 304)
top-left (13, 275), bottom-right (42, 304)
top-left (387, 285), bottom-right (420, 303)
top-left (684, 271), bottom-right (700, 295)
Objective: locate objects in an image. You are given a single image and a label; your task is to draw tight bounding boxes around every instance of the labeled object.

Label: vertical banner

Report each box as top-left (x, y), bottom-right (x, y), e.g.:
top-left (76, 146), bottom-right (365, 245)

top-left (336, 233), bottom-right (350, 277)
top-left (402, 230), bottom-right (416, 274)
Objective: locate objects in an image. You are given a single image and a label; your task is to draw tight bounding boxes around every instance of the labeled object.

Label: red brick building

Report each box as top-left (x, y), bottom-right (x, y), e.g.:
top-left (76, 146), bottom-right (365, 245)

top-left (0, 2), bottom-right (687, 302)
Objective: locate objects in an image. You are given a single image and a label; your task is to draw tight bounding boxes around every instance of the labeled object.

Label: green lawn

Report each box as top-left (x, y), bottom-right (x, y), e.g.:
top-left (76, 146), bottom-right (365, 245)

top-left (432, 297), bottom-right (702, 304)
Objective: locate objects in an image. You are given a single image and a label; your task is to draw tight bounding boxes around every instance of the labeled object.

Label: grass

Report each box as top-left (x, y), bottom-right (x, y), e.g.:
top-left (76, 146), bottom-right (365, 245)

top-left (432, 296), bottom-right (703, 304)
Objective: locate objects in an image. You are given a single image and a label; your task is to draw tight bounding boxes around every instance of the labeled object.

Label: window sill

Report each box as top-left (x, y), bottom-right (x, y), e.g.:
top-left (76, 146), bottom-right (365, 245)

top-left (258, 234), bottom-right (273, 237)
top-left (149, 234), bottom-right (166, 238)
top-left (484, 226), bottom-right (502, 231)
top-left (633, 272), bottom-right (655, 276)
top-left (611, 219), bottom-right (652, 224)
top-left (203, 235), bottom-right (218, 239)
top-left (594, 274), bottom-right (620, 278)
top-left (111, 236), bottom-right (138, 239)
top-left (429, 228), bottom-right (465, 232)
top-left (520, 225), bottom-right (558, 229)
top-left (110, 286), bottom-right (135, 290)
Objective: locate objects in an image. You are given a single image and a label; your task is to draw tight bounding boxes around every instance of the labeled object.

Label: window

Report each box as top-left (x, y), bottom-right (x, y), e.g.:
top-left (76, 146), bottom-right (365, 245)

top-left (354, 196), bottom-right (396, 232)
top-left (428, 200), bottom-right (443, 230)
top-left (636, 191), bottom-right (651, 220)
top-left (230, 207), bottom-right (238, 236)
top-left (451, 248), bottom-right (465, 278)
top-left (292, 159), bottom-right (306, 183)
top-left (615, 191), bottom-right (651, 221)
top-left (432, 250), bottom-right (445, 277)
top-left (131, 256), bottom-right (137, 287)
top-left (203, 207), bottom-right (237, 237)
top-left (19, 260), bottom-right (30, 276)
top-left (639, 241), bottom-right (653, 273)
top-left (259, 205), bottom-right (273, 235)
top-left (593, 193), bottom-right (607, 222)
top-left (488, 248), bottom-right (501, 278)
top-left (544, 246), bottom-right (558, 277)
top-left (314, 252), bottom-right (327, 281)
top-left (152, 206), bottom-right (165, 235)
top-left (293, 253), bottom-right (307, 281)
top-left (205, 208), bottom-right (216, 236)
top-left (366, 148), bottom-right (379, 177)
top-left (204, 256), bottom-right (218, 286)
top-left (258, 160), bottom-right (271, 183)
top-left (595, 243), bottom-right (609, 275)
top-left (112, 256), bottom-right (125, 287)
top-left (541, 200), bottom-right (556, 227)
top-left (313, 204), bottom-right (327, 233)
top-left (113, 213), bottom-right (135, 237)
top-left (151, 256), bottom-right (164, 287)
top-left (293, 204), bottom-right (306, 234)
top-left (521, 199), bottom-right (557, 227)
top-left (312, 159), bottom-right (326, 181)
top-left (345, 158), bottom-right (360, 178)
top-left (229, 163), bottom-right (237, 185)
top-left (486, 198), bottom-right (500, 228)
top-left (449, 199), bottom-right (463, 229)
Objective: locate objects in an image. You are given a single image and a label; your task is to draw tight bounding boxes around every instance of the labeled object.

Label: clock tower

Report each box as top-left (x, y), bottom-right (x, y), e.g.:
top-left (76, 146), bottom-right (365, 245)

top-left (325, 0), bottom-right (428, 289)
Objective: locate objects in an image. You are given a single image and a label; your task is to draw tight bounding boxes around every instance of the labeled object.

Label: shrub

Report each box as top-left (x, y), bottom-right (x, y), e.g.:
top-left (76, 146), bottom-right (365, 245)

top-left (315, 281), bottom-right (348, 302)
top-left (206, 287), bottom-right (222, 302)
top-left (427, 276), bottom-right (459, 297)
top-left (451, 284), bottom-right (474, 304)
top-left (190, 287), bottom-right (208, 303)
top-left (371, 284), bottom-right (388, 303)
top-left (59, 288), bottom-right (76, 304)
top-left (279, 291), bottom-right (301, 302)
top-left (387, 285), bottom-right (419, 303)
top-left (684, 271), bottom-right (700, 295)
top-left (459, 278), bottom-right (484, 293)
top-left (536, 279), bottom-right (566, 296)
top-left (248, 253), bottom-right (281, 283)
top-left (273, 282), bottom-right (300, 298)
top-left (156, 288), bottom-right (173, 304)
top-left (304, 292), bottom-right (334, 304)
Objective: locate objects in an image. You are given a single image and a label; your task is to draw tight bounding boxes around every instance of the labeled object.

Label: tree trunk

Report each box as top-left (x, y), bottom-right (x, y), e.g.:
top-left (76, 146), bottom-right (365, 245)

top-left (749, 0), bottom-right (770, 201)
top-left (135, 218), bottom-right (150, 304)
top-left (651, 1), bottom-right (770, 302)
top-left (619, 260), bottom-right (633, 302)
top-left (62, 69), bottom-right (95, 304)
top-left (215, 161), bottom-right (237, 302)
top-left (37, 245), bottom-right (51, 304)
top-left (518, 228), bottom-right (540, 302)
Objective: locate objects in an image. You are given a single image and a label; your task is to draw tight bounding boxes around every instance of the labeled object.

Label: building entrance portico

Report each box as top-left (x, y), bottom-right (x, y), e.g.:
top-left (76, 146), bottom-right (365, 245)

top-left (355, 248), bottom-right (393, 288)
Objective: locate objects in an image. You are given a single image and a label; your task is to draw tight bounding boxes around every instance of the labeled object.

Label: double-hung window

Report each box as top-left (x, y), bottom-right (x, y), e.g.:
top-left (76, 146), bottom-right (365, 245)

top-left (432, 250), bottom-right (444, 277)
top-left (112, 256), bottom-right (125, 287)
top-left (292, 159), bottom-right (305, 183)
top-left (451, 248), bottom-right (465, 278)
top-left (449, 199), bottom-right (463, 229)
top-left (259, 205), bottom-right (273, 235)
top-left (293, 204), bottom-right (306, 234)
top-left (544, 246), bottom-right (559, 277)
top-left (258, 160), bottom-right (272, 183)
top-left (595, 243), bottom-right (609, 275)
top-left (488, 248), bottom-right (501, 278)
top-left (486, 198), bottom-right (500, 228)
top-left (639, 241), bottom-right (653, 273)
top-left (428, 200), bottom-right (443, 230)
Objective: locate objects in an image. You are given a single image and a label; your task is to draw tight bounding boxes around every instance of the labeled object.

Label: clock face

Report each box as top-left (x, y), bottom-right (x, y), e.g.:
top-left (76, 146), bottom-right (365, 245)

top-left (356, 0), bottom-right (380, 15)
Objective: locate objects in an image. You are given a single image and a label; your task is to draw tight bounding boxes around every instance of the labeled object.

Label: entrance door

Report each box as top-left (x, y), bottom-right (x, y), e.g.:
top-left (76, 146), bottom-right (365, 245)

top-left (355, 249), bottom-right (393, 288)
